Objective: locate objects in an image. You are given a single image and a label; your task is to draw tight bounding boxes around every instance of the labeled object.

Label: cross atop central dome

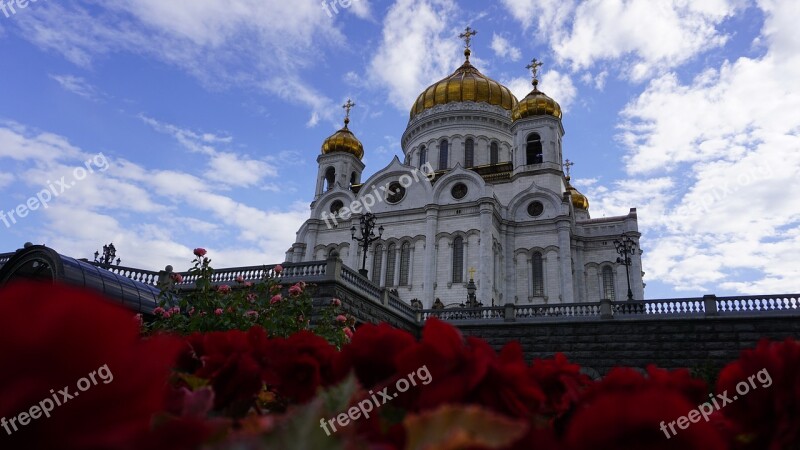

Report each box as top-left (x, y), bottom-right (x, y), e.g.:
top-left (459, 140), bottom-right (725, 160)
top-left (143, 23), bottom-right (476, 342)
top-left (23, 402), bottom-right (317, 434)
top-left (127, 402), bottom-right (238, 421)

top-left (409, 27), bottom-right (518, 120)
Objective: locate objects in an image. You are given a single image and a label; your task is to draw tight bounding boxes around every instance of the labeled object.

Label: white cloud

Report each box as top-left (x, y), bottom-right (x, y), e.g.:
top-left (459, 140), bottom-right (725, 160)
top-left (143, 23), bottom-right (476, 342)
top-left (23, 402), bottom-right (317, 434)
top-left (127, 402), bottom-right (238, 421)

top-left (490, 33), bottom-right (521, 61)
top-left (588, 0), bottom-right (800, 293)
top-left (49, 74), bottom-right (102, 101)
top-left (368, 0), bottom-right (461, 110)
top-left (14, 1), bottom-right (344, 124)
top-left (0, 122), bottom-right (308, 270)
top-left (502, 0), bottom-right (743, 81)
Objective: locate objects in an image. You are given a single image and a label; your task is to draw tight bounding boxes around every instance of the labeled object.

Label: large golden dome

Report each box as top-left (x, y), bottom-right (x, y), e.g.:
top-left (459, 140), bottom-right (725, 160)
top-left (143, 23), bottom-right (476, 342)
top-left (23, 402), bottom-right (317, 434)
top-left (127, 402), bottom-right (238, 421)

top-left (410, 49), bottom-right (518, 120)
top-left (512, 79), bottom-right (562, 121)
top-left (321, 116), bottom-right (364, 160)
top-left (565, 176), bottom-right (589, 210)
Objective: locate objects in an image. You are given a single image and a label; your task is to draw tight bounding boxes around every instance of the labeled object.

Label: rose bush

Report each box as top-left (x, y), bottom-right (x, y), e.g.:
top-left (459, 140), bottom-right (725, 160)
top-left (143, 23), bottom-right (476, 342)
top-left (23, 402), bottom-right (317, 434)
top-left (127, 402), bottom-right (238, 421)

top-left (1, 275), bottom-right (798, 450)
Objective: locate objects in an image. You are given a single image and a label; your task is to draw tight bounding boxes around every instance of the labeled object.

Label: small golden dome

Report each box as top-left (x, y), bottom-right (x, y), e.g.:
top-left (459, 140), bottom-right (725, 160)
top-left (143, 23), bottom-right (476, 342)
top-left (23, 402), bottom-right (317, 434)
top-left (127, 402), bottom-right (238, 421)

top-left (321, 116), bottom-right (364, 160)
top-left (512, 79), bottom-right (562, 121)
top-left (565, 176), bottom-right (589, 210)
top-left (409, 49), bottom-right (518, 120)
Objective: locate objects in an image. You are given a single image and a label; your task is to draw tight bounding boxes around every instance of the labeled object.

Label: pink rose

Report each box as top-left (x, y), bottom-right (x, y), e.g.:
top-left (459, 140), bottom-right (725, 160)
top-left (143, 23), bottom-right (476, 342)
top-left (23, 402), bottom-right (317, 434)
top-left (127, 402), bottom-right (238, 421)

top-left (235, 275), bottom-right (245, 283)
top-left (163, 312), bottom-right (171, 319)
top-left (214, 308), bottom-right (223, 316)
top-left (153, 307), bottom-right (166, 316)
top-left (343, 327), bottom-right (353, 340)
top-left (289, 283), bottom-right (303, 296)
top-left (270, 294), bottom-right (282, 304)
top-left (170, 273), bottom-right (184, 283)
top-left (336, 314), bottom-right (347, 323)
top-left (217, 285), bottom-right (231, 294)
top-left (274, 264), bottom-right (283, 274)
top-left (245, 311), bottom-right (259, 319)
top-left (332, 298), bottom-right (342, 306)
top-left (170, 306), bottom-right (181, 314)
top-left (244, 281), bottom-right (253, 287)
top-left (193, 248), bottom-right (207, 257)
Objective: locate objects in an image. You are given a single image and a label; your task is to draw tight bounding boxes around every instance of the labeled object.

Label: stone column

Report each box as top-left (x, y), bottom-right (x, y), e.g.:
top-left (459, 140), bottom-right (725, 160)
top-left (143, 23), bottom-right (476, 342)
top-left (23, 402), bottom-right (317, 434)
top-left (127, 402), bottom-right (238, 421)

top-left (479, 204), bottom-right (493, 304)
top-left (573, 241), bottom-right (586, 302)
top-left (305, 222), bottom-right (319, 261)
top-left (423, 208), bottom-right (439, 306)
top-left (557, 220), bottom-right (574, 303)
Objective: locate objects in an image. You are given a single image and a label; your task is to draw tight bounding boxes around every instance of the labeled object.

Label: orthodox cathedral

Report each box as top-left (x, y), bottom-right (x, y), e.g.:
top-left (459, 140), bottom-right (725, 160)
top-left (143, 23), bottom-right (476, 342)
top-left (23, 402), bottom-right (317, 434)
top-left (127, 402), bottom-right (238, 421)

top-left (287, 30), bottom-right (645, 308)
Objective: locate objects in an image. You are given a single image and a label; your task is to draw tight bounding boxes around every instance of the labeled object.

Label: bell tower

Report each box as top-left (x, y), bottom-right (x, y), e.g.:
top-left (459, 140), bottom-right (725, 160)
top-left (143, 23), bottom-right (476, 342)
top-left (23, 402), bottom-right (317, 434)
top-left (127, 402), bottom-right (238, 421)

top-left (315, 99), bottom-right (365, 199)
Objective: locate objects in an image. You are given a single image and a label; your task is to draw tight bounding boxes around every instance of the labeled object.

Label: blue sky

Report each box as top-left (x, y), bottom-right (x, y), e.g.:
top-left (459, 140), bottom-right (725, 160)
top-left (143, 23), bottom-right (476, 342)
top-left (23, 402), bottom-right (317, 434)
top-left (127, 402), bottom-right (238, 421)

top-left (1, 0), bottom-right (798, 299)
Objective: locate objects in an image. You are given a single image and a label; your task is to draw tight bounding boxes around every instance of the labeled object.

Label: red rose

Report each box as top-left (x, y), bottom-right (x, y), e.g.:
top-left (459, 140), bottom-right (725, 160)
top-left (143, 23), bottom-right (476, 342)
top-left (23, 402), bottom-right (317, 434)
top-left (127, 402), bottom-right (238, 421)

top-left (336, 323), bottom-right (416, 388)
top-left (394, 318), bottom-right (493, 411)
top-left (562, 367), bottom-right (727, 450)
top-left (470, 341), bottom-right (546, 418)
top-left (193, 248), bottom-right (207, 257)
top-left (182, 327), bottom-right (268, 413)
top-left (0, 282), bottom-right (183, 450)
top-left (717, 338), bottom-right (800, 450)
top-left (273, 264), bottom-right (283, 274)
top-left (262, 331), bottom-right (341, 403)
top-left (528, 353), bottom-right (593, 416)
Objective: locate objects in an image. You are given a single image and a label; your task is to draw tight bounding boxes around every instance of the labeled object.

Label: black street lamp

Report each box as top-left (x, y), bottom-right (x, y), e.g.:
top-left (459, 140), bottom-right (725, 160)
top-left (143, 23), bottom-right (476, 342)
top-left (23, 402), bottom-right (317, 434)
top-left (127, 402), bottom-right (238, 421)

top-left (613, 233), bottom-right (636, 301)
top-left (351, 213), bottom-right (384, 277)
top-left (94, 243), bottom-right (121, 266)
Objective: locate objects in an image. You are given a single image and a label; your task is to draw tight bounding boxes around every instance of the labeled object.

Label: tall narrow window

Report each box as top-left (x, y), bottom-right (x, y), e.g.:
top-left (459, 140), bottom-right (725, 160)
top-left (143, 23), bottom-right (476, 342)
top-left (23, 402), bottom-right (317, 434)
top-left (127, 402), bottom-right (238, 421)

top-left (372, 245), bottom-right (383, 284)
top-left (526, 133), bottom-right (543, 165)
top-left (602, 266), bottom-right (615, 300)
top-left (452, 237), bottom-right (464, 283)
top-left (532, 252), bottom-right (544, 296)
top-left (490, 142), bottom-right (499, 165)
top-left (465, 139), bottom-right (474, 167)
top-left (439, 139), bottom-right (449, 170)
top-left (350, 172), bottom-right (357, 185)
top-left (419, 146), bottom-right (427, 168)
top-left (399, 242), bottom-right (411, 286)
top-left (385, 244), bottom-right (396, 286)
top-left (325, 167), bottom-right (336, 190)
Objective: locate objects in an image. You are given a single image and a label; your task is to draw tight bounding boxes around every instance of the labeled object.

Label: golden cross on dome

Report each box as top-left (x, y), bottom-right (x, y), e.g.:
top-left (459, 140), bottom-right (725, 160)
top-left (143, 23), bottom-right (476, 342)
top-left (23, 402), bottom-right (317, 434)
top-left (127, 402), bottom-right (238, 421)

top-left (459, 26), bottom-right (477, 49)
top-left (564, 159), bottom-right (574, 177)
top-left (526, 58), bottom-right (544, 85)
top-left (468, 267), bottom-right (476, 280)
top-left (342, 98), bottom-right (355, 120)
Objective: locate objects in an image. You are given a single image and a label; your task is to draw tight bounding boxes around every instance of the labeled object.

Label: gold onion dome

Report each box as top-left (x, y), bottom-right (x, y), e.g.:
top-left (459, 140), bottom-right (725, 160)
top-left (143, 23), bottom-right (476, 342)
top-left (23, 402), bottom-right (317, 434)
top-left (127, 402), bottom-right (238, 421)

top-left (322, 100), bottom-right (364, 160)
top-left (565, 176), bottom-right (589, 210)
top-left (409, 47), bottom-right (518, 120)
top-left (512, 59), bottom-right (562, 121)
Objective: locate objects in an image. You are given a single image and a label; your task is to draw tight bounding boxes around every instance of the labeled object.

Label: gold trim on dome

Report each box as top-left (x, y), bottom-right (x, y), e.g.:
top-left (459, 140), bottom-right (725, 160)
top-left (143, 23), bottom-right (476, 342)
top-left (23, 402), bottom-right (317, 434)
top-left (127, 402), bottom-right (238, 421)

top-left (321, 98), bottom-right (364, 160)
top-left (512, 58), bottom-right (563, 121)
top-left (409, 53), bottom-right (518, 119)
top-left (565, 176), bottom-right (589, 210)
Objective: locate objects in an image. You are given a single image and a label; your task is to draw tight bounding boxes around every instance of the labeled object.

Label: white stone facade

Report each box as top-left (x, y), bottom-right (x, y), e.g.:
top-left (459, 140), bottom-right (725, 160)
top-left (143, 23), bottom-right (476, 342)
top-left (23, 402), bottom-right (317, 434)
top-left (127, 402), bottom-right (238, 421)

top-left (287, 102), bottom-right (645, 307)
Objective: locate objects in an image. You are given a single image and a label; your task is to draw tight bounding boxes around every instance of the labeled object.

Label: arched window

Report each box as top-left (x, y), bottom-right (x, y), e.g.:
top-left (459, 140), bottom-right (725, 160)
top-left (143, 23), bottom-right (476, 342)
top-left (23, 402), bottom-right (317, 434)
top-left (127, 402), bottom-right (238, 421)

top-left (439, 139), bottom-right (449, 170)
top-left (452, 237), bottom-right (464, 283)
top-left (602, 266), bottom-right (615, 300)
top-left (385, 244), bottom-right (396, 286)
top-left (465, 139), bottom-right (474, 167)
top-left (399, 242), bottom-right (411, 286)
top-left (372, 245), bottom-right (383, 284)
top-left (490, 142), bottom-right (499, 165)
top-left (350, 172), bottom-right (357, 185)
top-left (532, 252), bottom-right (544, 296)
top-left (526, 133), bottom-right (543, 165)
top-left (419, 146), bottom-right (427, 168)
top-left (325, 167), bottom-right (336, 190)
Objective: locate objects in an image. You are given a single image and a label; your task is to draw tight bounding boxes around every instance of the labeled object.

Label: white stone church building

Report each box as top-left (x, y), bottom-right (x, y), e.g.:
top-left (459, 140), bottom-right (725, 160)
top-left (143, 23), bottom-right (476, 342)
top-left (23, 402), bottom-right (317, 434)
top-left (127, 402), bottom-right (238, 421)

top-left (287, 39), bottom-right (644, 308)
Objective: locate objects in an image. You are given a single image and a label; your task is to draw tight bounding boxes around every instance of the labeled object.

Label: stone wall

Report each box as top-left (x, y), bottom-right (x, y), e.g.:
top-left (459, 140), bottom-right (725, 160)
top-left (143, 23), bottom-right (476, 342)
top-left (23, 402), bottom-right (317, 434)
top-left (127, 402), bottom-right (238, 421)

top-left (453, 315), bottom-right (800, 376)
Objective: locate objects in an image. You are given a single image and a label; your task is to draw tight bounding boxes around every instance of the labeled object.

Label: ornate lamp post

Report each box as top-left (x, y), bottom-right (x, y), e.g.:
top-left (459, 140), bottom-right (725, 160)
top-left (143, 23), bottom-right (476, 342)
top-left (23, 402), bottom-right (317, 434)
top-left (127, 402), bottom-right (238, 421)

top-left (465, 267), bottom-right (480, 308)
top-left (351, 213), bottom-right (384, 277)
top-left (613, 234), bottom-right (636, 301)
top-left (94, 243), bottom-right (121, 266)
